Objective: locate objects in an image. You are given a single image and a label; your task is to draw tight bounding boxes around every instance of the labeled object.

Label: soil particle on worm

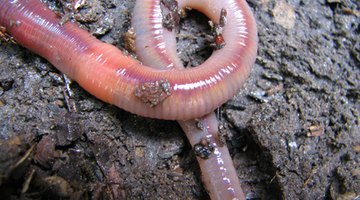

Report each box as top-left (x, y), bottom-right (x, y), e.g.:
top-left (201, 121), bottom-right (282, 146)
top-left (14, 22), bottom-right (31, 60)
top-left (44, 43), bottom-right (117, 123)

top-left (0, 0), bottom-right (359, 199)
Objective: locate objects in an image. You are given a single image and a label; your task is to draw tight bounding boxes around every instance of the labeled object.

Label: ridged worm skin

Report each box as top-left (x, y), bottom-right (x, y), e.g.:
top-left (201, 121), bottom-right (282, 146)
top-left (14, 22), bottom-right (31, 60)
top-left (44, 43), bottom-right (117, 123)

top-left (132, 0), bottom-right (183, 69)
top-left (180, 115), bottom-right (245, 200)
top-left (133, 1), bottom-right (249, 199)
top-left (0, 0), bottom-right (257, 120)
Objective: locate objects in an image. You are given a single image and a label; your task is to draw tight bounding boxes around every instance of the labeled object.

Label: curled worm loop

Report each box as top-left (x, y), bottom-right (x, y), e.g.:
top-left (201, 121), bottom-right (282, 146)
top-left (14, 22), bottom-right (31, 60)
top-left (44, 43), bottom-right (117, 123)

top-left (133, 0), bottom-right (252, 199)
top-left (0, 0), bottom-right (257, 120)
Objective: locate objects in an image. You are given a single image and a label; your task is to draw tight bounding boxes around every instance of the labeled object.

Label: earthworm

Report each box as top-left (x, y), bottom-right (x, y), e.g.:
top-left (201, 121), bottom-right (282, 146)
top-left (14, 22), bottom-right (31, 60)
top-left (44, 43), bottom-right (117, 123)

top-left (180, 115), bottom-right (245, 200)
top-left (0, 0), bottom-right (257, 120)
top-left (133, 1), bottom-right (251, 199)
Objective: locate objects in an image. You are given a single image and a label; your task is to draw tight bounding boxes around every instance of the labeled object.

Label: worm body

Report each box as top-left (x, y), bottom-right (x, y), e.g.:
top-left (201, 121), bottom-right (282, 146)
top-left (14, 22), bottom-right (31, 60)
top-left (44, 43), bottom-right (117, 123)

top-left (132, 0), bottom-right (183, 69)
top-left (133, 1), bottom-right (250, 199)
top-left (180, 115), bottom-right (244, 200)
top-left (0, 0), bottom-right (257, 120)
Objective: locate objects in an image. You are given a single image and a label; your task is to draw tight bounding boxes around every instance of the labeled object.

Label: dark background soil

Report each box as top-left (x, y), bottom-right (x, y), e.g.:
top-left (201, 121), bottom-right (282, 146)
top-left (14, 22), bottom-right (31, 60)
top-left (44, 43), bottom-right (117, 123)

top-left (0, 0), bottom-right (359, 199)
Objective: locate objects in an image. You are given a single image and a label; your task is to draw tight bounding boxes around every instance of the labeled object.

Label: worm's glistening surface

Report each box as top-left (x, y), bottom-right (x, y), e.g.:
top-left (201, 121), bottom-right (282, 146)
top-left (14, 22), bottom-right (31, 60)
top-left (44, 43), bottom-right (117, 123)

top-left (180, 115), bottom-right (245, 200)
top-left (0, 0), bottom-right (257, 120)
top-left (133, 0), bottom-right (254, 199)
top-left (0, 0), bottom-right (257, 199)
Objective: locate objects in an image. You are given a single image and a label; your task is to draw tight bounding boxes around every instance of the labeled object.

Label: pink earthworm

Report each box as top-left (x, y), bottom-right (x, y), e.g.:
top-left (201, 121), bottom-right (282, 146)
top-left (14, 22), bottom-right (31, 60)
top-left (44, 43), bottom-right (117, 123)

top-left (0, 0), bottom-right (257, 120)
top-left (132, 0), bottom-right (183, 69)
top-left (180, 115), bottom-right (244, 200)
top-left (132, 1), bottom-right (252, 199)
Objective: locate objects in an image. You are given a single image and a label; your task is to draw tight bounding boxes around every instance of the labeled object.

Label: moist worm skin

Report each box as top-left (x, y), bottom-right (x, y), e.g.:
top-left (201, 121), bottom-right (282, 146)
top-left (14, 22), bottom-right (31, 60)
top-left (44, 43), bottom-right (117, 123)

top-left (132, 0), bottom-right (183, 69)
top-left (133, 1), bottom-right (250, 199)
top-left (180, 115), bottom-right (245, 200)
top-left (0, 0), bottom-right (257, 120)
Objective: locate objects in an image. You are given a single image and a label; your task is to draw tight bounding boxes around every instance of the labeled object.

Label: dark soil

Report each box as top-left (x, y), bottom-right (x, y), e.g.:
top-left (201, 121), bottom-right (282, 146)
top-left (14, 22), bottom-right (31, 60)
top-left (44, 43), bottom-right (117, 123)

top-left (0, 0), bottom-right (359, 199)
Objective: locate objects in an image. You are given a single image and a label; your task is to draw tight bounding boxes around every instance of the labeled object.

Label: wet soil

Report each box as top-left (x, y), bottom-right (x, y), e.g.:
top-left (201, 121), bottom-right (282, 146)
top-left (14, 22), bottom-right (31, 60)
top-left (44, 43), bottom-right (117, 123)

top-left (0, 0), bottom-right (359, 199)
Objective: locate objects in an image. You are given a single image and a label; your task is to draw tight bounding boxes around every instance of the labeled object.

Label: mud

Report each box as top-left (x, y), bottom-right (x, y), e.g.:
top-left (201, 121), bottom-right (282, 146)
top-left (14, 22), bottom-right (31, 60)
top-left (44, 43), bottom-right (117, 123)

top-left (0, 0), bottom-right (359, 199)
